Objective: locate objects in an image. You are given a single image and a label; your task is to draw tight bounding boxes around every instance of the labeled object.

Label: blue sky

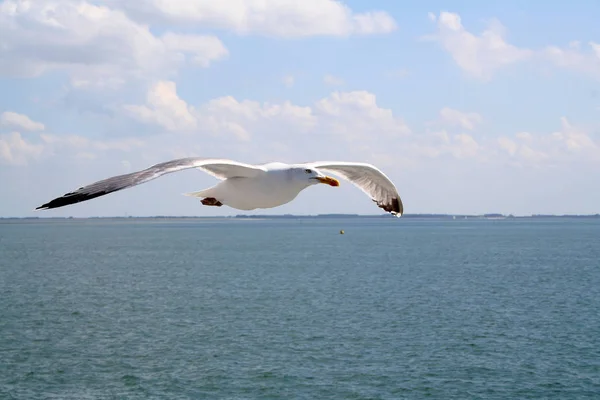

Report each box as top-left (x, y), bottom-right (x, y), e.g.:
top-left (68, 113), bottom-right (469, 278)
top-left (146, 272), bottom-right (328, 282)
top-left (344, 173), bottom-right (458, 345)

top-left (1, 0), bottom-right (599, 217)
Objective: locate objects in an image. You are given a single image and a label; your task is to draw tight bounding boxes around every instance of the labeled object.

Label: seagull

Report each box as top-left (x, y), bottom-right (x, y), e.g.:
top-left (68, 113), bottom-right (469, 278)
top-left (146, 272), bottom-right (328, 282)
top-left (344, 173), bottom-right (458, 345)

top-left (35, 157), bottom-right (404, 216)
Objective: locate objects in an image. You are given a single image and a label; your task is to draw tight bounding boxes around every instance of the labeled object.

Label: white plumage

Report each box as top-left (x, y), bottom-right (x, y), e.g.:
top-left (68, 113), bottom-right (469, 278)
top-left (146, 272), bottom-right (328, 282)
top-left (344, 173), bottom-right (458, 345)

top-left (36, 157), bottom-right (404, 216)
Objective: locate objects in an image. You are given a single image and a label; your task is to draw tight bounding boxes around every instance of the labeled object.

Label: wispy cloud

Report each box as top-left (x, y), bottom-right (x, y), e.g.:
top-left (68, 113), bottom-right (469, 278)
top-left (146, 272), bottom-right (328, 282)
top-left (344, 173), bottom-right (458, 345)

top-left (1, 111), bottom-right (45, 131)
top-left (114, 0), bottom-right (397, 37)
top-left (427, 11), bottom-right (532, 80)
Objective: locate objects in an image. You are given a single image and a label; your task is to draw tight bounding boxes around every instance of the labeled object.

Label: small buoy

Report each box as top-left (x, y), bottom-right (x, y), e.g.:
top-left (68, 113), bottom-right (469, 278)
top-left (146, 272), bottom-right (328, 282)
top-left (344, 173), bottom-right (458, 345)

top-left (339, 230), bottom-right (344, 234)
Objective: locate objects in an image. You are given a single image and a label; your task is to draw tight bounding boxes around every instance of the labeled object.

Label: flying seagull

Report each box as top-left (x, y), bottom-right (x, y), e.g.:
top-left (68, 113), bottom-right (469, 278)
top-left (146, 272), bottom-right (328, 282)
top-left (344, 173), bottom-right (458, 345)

top-left (35, 157), bottom-right (404, 216)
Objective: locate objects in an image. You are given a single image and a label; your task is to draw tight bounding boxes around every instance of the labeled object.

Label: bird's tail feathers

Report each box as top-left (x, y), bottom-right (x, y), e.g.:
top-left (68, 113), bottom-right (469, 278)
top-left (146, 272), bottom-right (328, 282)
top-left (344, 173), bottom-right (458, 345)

top-left (183, 187), bottom-right (214, 198)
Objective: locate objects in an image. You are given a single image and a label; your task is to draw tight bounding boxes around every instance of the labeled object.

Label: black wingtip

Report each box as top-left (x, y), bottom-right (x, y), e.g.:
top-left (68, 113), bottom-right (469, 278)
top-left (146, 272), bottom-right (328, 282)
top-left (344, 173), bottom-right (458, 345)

top-left (393, 197), bottom-right (403, 217)
top-left (375, 197), bottom-right (403, 217)
top-left (35, 198), bottom-right (65, 210)
top-left (34, 202), bottom-right (51, 211)
top-left (34, 190), bottom-right (111, 211)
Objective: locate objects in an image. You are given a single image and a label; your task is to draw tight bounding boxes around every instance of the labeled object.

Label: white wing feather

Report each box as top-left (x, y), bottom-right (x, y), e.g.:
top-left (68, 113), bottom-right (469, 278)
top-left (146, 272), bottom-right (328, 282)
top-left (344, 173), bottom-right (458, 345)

top-left (307, 161), bottom-right (403, 216)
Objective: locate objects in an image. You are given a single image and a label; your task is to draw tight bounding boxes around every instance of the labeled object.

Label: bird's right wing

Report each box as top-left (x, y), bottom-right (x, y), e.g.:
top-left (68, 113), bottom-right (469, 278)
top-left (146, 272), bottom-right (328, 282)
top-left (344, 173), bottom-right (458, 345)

top-left (307, 161), bottom-right (403, 216)
top-left (35, 157), bottom-right (266, 210)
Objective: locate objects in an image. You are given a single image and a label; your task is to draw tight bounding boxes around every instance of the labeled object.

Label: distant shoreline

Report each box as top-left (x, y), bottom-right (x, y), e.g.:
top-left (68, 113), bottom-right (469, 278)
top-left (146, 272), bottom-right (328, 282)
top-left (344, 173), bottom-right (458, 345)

top-left (2, 213), bottom-right (600, 220)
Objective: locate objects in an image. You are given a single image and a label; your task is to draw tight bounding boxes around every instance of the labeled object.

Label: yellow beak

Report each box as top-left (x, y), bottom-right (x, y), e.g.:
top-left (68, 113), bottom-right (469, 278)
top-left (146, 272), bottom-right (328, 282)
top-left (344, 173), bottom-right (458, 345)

top-left (316, 176), bottom-right (340, 186)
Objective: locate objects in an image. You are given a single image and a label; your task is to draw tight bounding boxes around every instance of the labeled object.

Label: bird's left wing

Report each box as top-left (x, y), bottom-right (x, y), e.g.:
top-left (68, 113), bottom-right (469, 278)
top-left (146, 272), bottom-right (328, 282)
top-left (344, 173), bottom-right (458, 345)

top-left (35, 157), bottom-right (266, 210)
top-left (307, 161), bottom-right (403, 216)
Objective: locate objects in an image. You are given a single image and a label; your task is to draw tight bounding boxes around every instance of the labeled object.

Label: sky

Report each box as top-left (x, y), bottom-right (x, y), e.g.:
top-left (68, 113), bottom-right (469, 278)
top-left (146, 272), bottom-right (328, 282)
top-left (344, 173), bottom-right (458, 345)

top-left (1, 0), bottom-right (599, 217)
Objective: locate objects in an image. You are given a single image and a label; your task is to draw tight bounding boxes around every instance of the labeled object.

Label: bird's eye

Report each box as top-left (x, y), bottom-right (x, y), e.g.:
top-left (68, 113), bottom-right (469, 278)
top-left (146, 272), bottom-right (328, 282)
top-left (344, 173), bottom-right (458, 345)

top-left (304, 169), bottom-right (312, 174)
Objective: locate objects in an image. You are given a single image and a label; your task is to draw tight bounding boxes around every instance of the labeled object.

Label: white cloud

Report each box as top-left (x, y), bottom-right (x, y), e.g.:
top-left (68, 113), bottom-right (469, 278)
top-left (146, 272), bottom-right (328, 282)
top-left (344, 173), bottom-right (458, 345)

top-left (314, 91), bottom-right (411, 140)
top-left (497, 135), bottom-right (548, 165)
top-left (161, 32), bottom-right (228, 68)
top-left (0, 0), bottom-right (228, 85)
top-left (124, 80), bottom-right (317, 141)
top-left (496, 135), bottom-right (549, 165)
top-left (428, 12), bottom-right (600, 82)
top-left (193, 90), bottom-right (410, 146)
top-left (516, 131), bottom-right (533, 142)
top-left (415, 130), bottom-right (483, 160)
top-left (428, 11), bottom-right (532, 80)
top-left (0, 131), bottom-right (44, 165)
top-left (544, 41), bottom-right (600, 80)
top-left (197, 96), bottom-right (316, 141)
top-left (496, 117), bottom-right (599, 166)
top-left (551, 117), bottom-right (598, 153)
top-left (123, 84), bottom-right (409, 147)
top-left (451, 133), bottom-right (480, 158)
top-left (497, 136), bottom-right (518, 156)
top-left (323, 74), bottom-right (345, 86)
top-left (116, 0), bottom-right (397, 37)
top-left (0, 131), bottom-right (145, 166)
top-left (438, 107), bottom-right (483, 130)
top-left (420, 116), bottom-right (599, 167)
top-left (352, 11), bottom-right (397, 35)
top-left (124, 81), bottom-right (198, 132)
top-left (0, 111), bottom-right (45, 131)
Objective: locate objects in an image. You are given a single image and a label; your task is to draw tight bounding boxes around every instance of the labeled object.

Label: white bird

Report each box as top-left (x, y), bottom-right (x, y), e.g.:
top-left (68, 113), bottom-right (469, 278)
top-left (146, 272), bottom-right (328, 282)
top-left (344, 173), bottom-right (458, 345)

top-left (35, 157), bottom-right (404, 216)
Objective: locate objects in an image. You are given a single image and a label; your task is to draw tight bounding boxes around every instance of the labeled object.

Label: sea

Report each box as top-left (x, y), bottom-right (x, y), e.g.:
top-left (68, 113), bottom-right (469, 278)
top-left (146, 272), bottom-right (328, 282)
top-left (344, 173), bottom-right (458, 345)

top-left (0, 217), bottom-right (599, 399)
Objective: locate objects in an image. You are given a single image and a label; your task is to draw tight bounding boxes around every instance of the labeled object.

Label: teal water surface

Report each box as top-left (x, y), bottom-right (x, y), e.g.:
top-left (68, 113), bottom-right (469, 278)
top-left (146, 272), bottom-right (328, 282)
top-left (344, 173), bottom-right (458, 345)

top-left (1, 217), bottom-right (599, 399)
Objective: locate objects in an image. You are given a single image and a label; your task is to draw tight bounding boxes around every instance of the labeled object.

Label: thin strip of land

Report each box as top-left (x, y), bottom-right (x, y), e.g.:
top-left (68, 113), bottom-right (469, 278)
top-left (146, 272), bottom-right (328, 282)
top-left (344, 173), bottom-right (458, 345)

top-left (2, 213), bottom-right (600, 220)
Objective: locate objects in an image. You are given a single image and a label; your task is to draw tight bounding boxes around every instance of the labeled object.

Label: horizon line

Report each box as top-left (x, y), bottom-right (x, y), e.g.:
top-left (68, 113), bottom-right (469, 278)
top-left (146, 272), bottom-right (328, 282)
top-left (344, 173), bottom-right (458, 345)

top-left (2, 213), bottom-right (600, 220)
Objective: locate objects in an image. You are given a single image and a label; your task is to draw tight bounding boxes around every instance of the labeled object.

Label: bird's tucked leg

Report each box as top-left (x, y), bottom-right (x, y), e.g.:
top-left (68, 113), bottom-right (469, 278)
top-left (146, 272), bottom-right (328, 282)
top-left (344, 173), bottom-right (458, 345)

top-left (201, 197), bottom-right (223, 207)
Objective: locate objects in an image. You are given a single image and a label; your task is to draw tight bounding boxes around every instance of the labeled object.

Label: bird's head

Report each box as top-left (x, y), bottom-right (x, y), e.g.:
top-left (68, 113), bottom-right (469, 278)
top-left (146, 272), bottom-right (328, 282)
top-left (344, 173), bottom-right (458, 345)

top-left (295, 167), bottom-right (340, 187)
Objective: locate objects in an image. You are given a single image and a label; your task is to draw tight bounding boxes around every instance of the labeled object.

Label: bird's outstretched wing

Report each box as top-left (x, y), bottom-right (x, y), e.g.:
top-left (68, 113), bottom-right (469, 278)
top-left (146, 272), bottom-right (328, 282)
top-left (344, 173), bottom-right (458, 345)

top-left (307, 161), bottom-right (403, 216)
top-left (35, 157), bottom-right (266, 210)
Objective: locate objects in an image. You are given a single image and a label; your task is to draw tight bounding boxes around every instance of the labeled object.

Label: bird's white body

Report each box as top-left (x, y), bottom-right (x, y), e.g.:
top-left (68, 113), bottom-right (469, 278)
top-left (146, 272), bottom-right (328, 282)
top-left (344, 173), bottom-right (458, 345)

top-left (187, 167), bottom-right (309, 210)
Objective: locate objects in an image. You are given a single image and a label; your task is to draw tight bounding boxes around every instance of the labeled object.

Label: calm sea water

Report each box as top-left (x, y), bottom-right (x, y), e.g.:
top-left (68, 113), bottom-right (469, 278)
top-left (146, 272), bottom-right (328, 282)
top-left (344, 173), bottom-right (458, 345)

top-left (1, 217), bottom-right (599, 399)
